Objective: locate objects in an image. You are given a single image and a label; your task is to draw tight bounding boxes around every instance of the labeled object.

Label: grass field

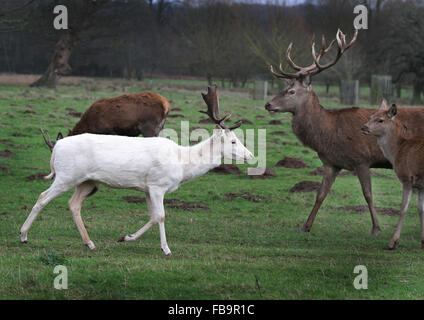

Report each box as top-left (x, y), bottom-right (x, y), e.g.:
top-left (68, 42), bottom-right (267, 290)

top-left (1, 76), bottom-right (424, 300)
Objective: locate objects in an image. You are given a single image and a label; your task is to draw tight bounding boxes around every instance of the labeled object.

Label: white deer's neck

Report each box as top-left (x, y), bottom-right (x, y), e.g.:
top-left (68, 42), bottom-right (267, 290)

top-left (179, 133), bottom-right (223, 183)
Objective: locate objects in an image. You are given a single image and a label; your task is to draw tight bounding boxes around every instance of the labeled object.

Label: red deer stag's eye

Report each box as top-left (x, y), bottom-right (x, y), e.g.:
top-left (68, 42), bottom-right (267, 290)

top-left (378, 119), bottom-right (384, 123)
top-left (289, 89), bottom-right (296, 95)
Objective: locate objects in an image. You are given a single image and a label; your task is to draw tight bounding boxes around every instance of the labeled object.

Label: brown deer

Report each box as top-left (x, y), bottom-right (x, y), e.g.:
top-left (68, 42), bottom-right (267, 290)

top-left (265, 29), bottom-right (424, 236)
top-left (362, 101), bottom-right (424, 249)
top-left (42, 91), bottom-right (171, 151)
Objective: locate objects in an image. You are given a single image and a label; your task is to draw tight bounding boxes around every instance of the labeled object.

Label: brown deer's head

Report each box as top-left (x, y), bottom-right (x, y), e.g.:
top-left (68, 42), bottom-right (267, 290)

top-left (265, 29), bottom-right (358, 114)
top-left (361, 99), bottom-right (398, 137)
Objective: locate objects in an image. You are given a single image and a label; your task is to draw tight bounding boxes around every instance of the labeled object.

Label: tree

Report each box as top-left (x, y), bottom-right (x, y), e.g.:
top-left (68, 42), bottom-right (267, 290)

top-left (29, 0), bottom-right (110, 88)
top-left (378, 0), bottom-right (424, 104)
top-left (173, 0), bottom-right (236, 84)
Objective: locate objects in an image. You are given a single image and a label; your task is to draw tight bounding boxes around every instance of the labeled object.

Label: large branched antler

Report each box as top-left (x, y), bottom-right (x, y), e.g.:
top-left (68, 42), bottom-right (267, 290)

top-left (270, 28), bottom-right (358, 79)
top-left (200, 86), bottom-right (242, 130)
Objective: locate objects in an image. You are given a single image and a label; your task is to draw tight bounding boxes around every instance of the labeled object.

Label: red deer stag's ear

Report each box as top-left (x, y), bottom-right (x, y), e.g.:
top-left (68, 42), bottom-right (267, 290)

top-left (300, 74), bottom-right (311, 88)
top-left (387, 104), bottom-right (397, 119)
top-left (379, 98), bottom-right (390, 111)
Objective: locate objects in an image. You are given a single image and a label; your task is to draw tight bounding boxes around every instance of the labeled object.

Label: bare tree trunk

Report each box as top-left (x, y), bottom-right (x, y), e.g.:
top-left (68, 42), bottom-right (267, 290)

top-left (31, 33), bottom-right (74, 88)
top-left (206, 73), bottom-right (213, 85)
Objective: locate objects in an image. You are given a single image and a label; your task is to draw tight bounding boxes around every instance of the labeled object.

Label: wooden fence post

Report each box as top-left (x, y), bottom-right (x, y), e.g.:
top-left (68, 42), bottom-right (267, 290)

top-left (370, 75), bottom-right (392, 104)
top-left (340, 80), bottom-right (359, 105)
top-left (253, 80), bottom-right (268, 100)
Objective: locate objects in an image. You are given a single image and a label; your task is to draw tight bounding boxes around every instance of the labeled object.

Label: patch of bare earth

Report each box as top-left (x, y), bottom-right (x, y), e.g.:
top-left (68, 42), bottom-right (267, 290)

top-left (249, 167), bottom-right (276, 179)
top-left (0, 149), bottom-right (13, 157)
top-left (275, 157), bottom-right (308, 169)
top-left (223, 192), bottom-right (265, 202)
top-left (289, 181), bottom-right (334, 194)
top-left (198, 118), bottom-right (215, 124)
top-left (337, 205), bottom-right (398, 216)
top-left (271, 131), bottom-right (287, 136)
top-left (122, 196), bottom-right (209, 211)
top-left (66, 108), bottom-right (82, 118)
top-left (210, 164), bottom-right (242, 175)
top-left (26, 173), bottom-right (48, 181)
top-left (269, 120), bottom-right (282, 125)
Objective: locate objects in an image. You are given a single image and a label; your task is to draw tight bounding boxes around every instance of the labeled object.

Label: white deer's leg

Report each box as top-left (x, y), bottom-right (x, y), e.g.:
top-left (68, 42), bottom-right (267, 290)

top-left (149, 188), bottom-right (171, 255)
top-left (69, 181), bottom-right (97, 250)
top-left (389, 184), bottom-right (412, 250)
top-left (20, 181), bottom-right (70, 243)
top-left (118, 193), bottom-right (156, 242)
top-left (418, 190), bottom-right (424, 249)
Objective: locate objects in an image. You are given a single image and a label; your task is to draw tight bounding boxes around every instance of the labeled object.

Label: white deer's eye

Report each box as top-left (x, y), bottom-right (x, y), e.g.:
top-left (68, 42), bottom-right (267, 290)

top-left (231, 141), bottom-right (236, 144)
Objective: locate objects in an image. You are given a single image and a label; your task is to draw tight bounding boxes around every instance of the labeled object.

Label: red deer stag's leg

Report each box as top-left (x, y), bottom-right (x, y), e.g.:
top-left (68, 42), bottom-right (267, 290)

top-left (419, 190), bottom-right (424, 249)
top-left (355, 166), bottom-right (381, 236)
top-left (299, 165), bottom-right (341, 232)
top-left (389, 184), bottom-right (412, 250)
top-left (68, 181), bottom-right (97, 250)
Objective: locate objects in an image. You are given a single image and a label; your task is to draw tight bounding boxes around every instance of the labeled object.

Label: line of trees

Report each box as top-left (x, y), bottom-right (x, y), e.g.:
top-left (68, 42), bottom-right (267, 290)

top-left (0, 0), bottom-right (423, 103)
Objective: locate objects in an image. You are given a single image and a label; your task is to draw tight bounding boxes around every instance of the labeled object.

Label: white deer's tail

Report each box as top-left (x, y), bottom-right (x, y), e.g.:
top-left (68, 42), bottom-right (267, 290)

top-left (44, 147), bottom-right (56, 180)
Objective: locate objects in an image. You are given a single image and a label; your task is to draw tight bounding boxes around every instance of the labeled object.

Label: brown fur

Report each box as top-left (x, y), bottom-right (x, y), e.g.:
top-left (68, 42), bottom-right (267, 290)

top-left (292, 92), bottom-right (424, 170)
top-left (363, 103), bottom-right (424, 249)
top-left (69, 92), bottom-right (170, 137)
top-left (266, 81), bottom-right (424, 235)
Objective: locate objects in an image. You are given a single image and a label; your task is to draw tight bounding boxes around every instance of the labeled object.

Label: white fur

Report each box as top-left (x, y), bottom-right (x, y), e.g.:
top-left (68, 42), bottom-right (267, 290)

top-left (20, 131), bottom-right (254, 254)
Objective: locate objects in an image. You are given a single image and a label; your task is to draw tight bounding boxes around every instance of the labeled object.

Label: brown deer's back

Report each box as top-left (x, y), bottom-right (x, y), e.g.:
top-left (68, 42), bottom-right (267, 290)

top-left (69, 92), bottom-right (170, 137)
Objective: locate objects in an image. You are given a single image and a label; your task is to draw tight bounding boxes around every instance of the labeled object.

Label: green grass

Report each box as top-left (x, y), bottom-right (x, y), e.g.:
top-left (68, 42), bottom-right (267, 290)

top-left (1, 78), bottom-right (424, 299)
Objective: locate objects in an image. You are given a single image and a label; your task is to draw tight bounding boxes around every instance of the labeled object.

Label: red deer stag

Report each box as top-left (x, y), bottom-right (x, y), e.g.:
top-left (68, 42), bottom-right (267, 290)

top-left (42, 91), bottom-right (171, 151)
top-left (265, 29), bottom-right (424, 236)
top-left (362, 101), bottom-right (424, 249)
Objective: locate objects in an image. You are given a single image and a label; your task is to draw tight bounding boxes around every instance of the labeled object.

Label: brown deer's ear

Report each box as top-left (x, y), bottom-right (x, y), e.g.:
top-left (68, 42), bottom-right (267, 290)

top-left (57, 132), bottom-right (64, 140)
top-left (388, 104), bottom-right (397, 119)
top-left (379, 98), bottom-right (390, 111)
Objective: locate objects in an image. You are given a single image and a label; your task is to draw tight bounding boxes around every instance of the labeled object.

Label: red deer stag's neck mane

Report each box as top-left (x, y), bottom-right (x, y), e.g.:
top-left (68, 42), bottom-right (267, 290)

top-left (291, 90), bottom-right (337, 154)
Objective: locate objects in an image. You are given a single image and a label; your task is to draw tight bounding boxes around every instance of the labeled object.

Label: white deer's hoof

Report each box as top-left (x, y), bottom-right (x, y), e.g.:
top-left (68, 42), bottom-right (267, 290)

top-left (118, 235), bottom-right (136, 242)
top-left (162, 247), bottom-right (172, 256)
top-left (20, 232), bottom-right (28, 243)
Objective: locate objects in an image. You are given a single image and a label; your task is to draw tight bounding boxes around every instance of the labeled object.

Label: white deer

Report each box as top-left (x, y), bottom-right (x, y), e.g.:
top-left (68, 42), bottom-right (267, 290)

top-left (20, 86), bottom-right (254, 255)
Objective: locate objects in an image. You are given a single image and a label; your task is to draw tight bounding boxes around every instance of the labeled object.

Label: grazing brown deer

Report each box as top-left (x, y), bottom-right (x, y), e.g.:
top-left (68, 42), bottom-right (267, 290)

top-left (265, 29), bottom-right (424, 236)
top-left (362, 101), bottom-right (424, 249)
top-left (42, 91), bottom-right (171, 151)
